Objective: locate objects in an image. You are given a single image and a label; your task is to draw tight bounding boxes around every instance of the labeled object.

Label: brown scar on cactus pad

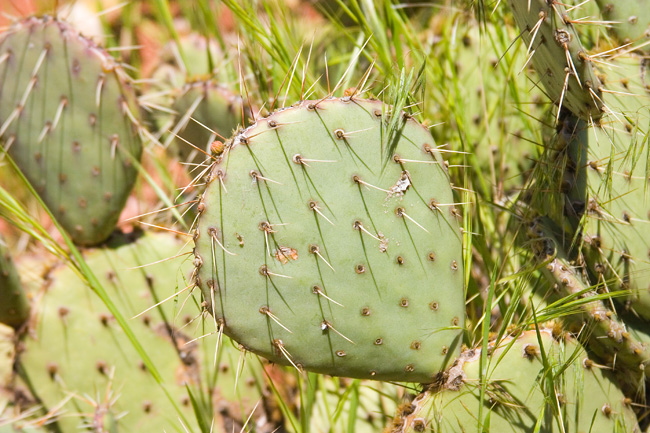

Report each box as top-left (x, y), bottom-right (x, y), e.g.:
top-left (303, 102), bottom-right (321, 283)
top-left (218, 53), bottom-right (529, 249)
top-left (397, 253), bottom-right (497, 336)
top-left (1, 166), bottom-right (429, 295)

top-left (0, 16), bottom-right (143, 245)
top-left (388, 329), bottom-right (639, 432)
top-left (193, 97), bottom-right (465, 382)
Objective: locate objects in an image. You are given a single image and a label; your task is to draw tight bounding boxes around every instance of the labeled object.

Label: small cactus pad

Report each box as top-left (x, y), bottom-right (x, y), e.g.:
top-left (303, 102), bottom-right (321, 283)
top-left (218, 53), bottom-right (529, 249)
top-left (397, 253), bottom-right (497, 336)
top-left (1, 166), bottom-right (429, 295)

top-left (507, 0), bottom-right (603, 120)
top-left (17, 232), bottom-right (199, 431)
top-left (170, 80), bottom-right (244, 165)
top-left (596, 1), bottom-right (650, 52)
top-left (0, 17), bottom-right (143, 245)
top-left (387, 329), bottom-right (639, 432)
top-left (0, 237), bottom-right (29, 328)
top-left (194, 97), bottom-right (465, 382)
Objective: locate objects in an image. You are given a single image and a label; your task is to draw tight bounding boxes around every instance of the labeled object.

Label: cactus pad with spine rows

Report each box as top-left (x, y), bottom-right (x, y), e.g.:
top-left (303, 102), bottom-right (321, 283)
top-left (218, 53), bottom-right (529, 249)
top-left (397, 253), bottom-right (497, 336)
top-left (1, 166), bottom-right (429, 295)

top-left (193, 97), bottom-right (465, 382)
top-left (0, 16), bottom-right (143, 245)
top-left (11, 230), bottom-right (287, 431)
top-left (15, 232), bottom-right (200, 431)
top-left (388, 329), bottom-right (639, 432)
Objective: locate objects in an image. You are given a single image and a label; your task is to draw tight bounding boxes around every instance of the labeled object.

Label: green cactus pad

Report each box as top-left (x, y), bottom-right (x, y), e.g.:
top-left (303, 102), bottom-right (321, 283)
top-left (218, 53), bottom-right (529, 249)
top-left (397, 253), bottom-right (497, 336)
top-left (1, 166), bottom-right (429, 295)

top-left (309, 378), bottom-right (401, 432)
top-left (193, 97), bottom-right (465, 383)
top-left (15, 231), bottom-right (277, 432)
top-left (507, 0), bottom-right (603, 120)
top-left (0, 238), bottom-right (28, 328)
top-left (388, 329), bottom-right (639, 433)
top-left (0, 16), bottom-right (143, 245)
top-left (596, 1), bottom-right (650, 52)
top-left (169, 80), bottom-right (245, 165)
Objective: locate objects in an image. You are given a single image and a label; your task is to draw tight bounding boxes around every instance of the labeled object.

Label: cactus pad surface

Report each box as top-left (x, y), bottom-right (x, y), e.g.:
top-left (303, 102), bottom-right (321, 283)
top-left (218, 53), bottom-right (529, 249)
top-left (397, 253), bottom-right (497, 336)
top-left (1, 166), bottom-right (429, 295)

top-left (596, 1), bottom-right (650, 53)
top-left (576, 56), bottom-right (650, 320)
top-left (170, 80), bottom-right (244, 165)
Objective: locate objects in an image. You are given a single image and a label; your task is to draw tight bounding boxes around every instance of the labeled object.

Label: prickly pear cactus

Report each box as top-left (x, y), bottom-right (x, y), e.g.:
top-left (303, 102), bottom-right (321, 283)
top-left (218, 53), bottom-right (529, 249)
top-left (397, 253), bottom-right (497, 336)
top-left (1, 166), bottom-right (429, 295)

top-left (309, 378), bottom-right (402, 432)
top-left (507, 0), bottom-right (603, 120)
top-left (0, 16), bottom-right (143, 245)
top-left (527, 218), bottom-right (650, 387)
top-left (0, 237), bottom-right (28, 328)
top-left (169, 80), bottom-right (245, 165)
top-left (450, 24), bottom-right (546, 195)
top-left (388, 329), bottom-right (639, 432)
top-left (193, 97), bottom-right (465, 382)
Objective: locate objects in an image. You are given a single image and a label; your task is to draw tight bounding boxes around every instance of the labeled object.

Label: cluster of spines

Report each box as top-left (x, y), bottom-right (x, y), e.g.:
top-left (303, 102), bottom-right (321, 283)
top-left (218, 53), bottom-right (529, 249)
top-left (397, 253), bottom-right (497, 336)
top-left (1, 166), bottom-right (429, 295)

top-left (527, 218), bottom-right (650, 388)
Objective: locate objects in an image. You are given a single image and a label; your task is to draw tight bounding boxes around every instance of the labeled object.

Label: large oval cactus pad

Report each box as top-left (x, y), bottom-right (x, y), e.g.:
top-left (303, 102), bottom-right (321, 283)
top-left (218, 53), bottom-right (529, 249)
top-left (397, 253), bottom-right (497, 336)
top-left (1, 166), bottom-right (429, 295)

top-left (194, 97), bottom-right (465, 382)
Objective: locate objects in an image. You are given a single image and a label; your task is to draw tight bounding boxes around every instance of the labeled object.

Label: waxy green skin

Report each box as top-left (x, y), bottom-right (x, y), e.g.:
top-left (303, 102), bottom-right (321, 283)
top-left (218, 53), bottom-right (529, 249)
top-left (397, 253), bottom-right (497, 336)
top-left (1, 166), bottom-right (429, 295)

top-left (194, 97), bottom-right (465, 383)
top-left (507, 0), bottom-right (603, 120)
top-left (389, 329), bottom-right (639, 433)
top-left (580, 56), bottom-right (650, 320)
top-left (527, 218), bottom-right (650, 386)
top-left (550, 56), bottom-right (650, 321)
top-left (0, 17), bottom-right (142, 245)
top-left (0, 238), bottom-right (28, 328)
top-left (11, 232), bottom-right (279, 432)
top-left (452, 25), bottom-right (545, 195)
